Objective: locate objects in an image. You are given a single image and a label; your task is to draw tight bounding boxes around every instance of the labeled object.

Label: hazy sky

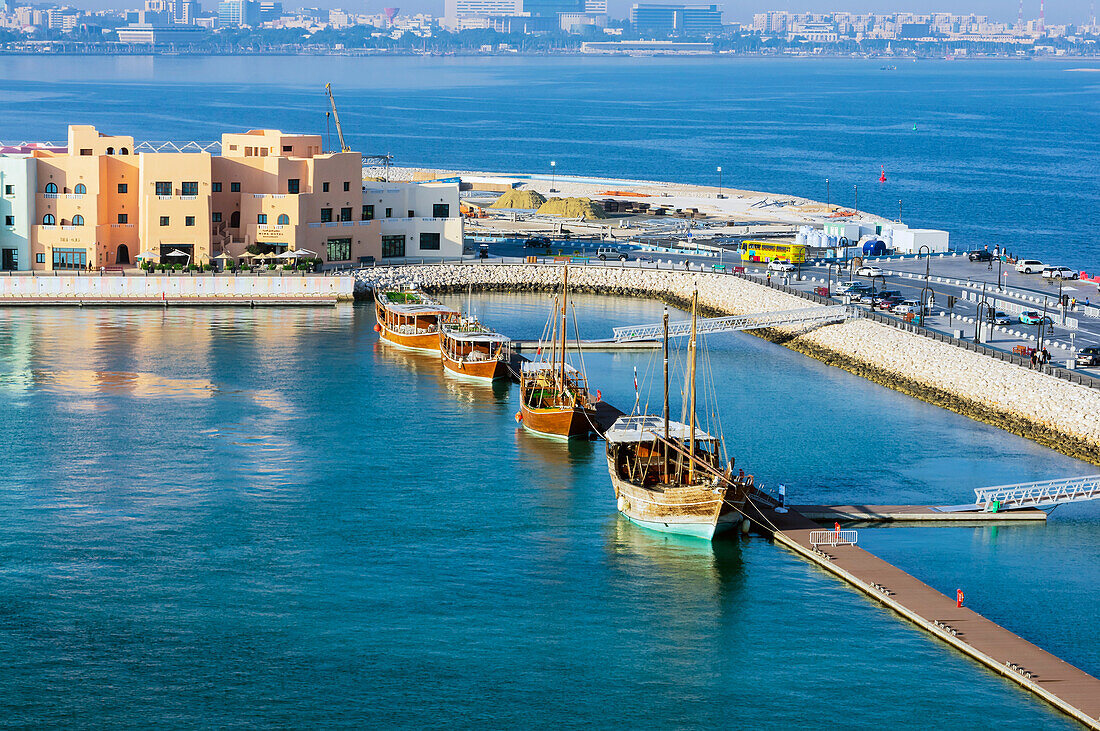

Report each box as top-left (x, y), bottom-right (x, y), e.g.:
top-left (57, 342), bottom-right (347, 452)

top-left (78, 0), bottom-right (1094, 25)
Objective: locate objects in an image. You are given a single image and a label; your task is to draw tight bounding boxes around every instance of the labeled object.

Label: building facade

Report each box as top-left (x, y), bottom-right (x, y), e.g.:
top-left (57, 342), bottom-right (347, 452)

top-left (630, 3), bottom-right (722, 34)
top-left (0, 125), bottom-right (462, 271)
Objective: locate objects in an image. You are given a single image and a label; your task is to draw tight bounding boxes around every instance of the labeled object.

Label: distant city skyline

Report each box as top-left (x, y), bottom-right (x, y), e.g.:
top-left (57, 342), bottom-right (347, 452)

top-left (34, 0), bottom-right (1097, 25)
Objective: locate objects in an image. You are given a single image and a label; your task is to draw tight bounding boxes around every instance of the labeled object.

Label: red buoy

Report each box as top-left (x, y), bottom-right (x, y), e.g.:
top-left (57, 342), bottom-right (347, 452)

top-left (515, 411), bottom-right (523, 423)
top-left (373, 324), bottom-right (382, 332)
top-left (879, 166), bottom-right (887, 183)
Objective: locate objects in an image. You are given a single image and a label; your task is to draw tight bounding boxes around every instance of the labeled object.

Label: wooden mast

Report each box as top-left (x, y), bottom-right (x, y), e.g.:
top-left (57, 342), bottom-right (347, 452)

top-left (559, 266), bottom-right (569, 403)
top-left (663, 307), bottom-right (669, 479)
top-left (688, 289), bottom-right (698, 486)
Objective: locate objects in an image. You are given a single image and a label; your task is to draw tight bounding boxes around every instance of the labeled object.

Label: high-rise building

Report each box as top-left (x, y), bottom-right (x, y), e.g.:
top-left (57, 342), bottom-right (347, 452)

top-left (218, 0), bottom-right (260, 26)
top-left (444, 0), bottom-right (521, 23)
top-left (630, 3), bottom-right (722, 34)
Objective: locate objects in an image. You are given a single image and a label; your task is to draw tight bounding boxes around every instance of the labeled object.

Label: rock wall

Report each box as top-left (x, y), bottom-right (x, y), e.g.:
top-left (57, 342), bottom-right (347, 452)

top-left (357, 264), bottom-right (1100, 463)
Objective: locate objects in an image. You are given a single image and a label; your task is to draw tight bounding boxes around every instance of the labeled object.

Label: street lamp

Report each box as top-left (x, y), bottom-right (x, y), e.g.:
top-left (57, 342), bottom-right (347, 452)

top-left (550, 160), bottom-right (557, 193)
top-left (854, 184), bottom-right (859, 215)
top-left (826, 178), bottom-right (830, 212)
top-left (997, 255), bottom-right (1004, 291)
top-left (974, 282), bottom-right (990, 344)
top-left (717, 166), bottom-right (724, 199)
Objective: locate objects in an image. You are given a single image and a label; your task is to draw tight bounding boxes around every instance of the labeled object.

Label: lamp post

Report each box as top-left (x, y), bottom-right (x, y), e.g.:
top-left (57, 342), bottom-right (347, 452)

top-left (826, 178), bottom-right (830, 212)
top-left (974, 282), bottom-right (990, 344)
top-left (854, 184), bottom-right (859, 215)
top-left (550, 160), bottom-right (557, 193)
top-left (997, 255), bottom-right (1004, 291)
top-left (717, 166), bottom-right (724, 199)
top-left (898, 199), bottom-right (903, 222)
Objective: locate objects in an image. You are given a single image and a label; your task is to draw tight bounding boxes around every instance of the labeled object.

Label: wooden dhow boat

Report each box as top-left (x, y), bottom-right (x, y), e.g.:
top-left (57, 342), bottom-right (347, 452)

top-left (604, 292), bottom-right (754, 540)
top-left (440, 318), bottom-right (511, 381)
top-left (374, 288), bottom-right (458, 352)
top-left (517, 267), bottom-right (597, 439)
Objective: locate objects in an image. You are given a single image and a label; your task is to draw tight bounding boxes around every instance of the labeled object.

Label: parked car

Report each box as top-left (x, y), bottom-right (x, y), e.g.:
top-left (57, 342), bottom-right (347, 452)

top-left (1015, 259), bottom-right (1045, 274)
top-left (878, 289), bottom-right (903, 300)
top-left (835, 281), bottom-right (870, 295)
top-left (1041, 266), bottom-right (1078, 280)
top-left (597, 247), bottom-right (629, 261)
top-left (989, 310), bottom-right (1012, 325)
top-left (892, 300), bottom-right (922, 315)
top-left (968, 250), bottom-right (993, 262)
top-left (876, 296), bottom-right (904, 311)
top-left (1019, 310), bottom-right (1054, 325)
top-left (856, 265), bottom-right (884, 277)
top-left (524, 236), bottom-right (552, 248)
top-left (767, 260), bottom-right (796, 273)
top-left (1076, 347), bottom-right (1100, 367)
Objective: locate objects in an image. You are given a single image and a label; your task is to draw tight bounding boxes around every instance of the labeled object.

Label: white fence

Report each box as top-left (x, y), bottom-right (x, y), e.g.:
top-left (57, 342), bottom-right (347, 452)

top-left (809, 529), bottom-right (858, 548)
top-left (0, 275), bottom-right (354, 300)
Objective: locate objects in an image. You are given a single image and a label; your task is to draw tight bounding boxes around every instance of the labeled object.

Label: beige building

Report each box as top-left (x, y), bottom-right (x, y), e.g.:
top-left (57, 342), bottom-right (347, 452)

top-left (2, 125), bottom-right (462, 271)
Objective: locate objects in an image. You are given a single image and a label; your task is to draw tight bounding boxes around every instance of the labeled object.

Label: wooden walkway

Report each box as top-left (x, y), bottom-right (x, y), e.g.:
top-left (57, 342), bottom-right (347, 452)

top-left (792, 504), bottom-right (1047, 522)
top-left (743, 501), bottom-right (1100, 729)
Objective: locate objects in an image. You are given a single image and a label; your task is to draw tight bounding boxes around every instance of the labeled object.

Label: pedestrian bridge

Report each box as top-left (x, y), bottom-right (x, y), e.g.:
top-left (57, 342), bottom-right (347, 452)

top-left (611, 305), bottom-right (857, 342)
top-left (938, 475), bottom-right (1100, 513)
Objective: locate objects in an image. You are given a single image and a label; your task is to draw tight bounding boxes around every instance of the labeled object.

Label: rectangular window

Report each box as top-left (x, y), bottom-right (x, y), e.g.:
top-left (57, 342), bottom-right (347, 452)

top-left (4, 215), bottom-right (13, 226)
top-left (257, 213), bottom-right (268, 224)
top-left (3, 184), bottom-right (13, 196)
top-left (287, 178), bottom-right (300, 194)
top-left (230, 182), bottom-right (241, 192)
top-left (181, 181), bottom-right (199, 196)
top-left (155, 181), bottom-right (172, 196)
top-left (212, 212), bottom-right (222, 223)
top-left (407, 210), bottom-right (414, 218)
top-left (320, 208), bottom-right (333, 223)
top-left (322, 182), bottom-right (330, 193)
top-left (212, 182), bottom-right (222, 193)
top-left (118, 214), bottom-right (128, 224)
top-left (53, 247), bottom-right (87, 268)
top-left (79, 149), bottom-right (92, 156)
top-left (382, 235), bottom-right (406, 258)
top-left (37, 253), bottom-right (45, 264)
top-left (117, 183), bottom-right (128, 194)
top-left (339, 207), bottom-right (352, 222)
top-left (283, 145), bottom-right (293, 152)
top-left (159, 216), bottom-right (169, 226)
top-left (343, 181), bottom-right (350, 192)
top-left (326, 237), bottom-right (351, 261)
top-left (419, 232), bottom-right (441, 251)
top-left (185, 216), bottom-right (195, 227)
top-left (433, 203), bottom-right (450, 218)
top-left (385, 207), bottom-right (393, 218)
top-left (362, 205), bottom-right (374, 221)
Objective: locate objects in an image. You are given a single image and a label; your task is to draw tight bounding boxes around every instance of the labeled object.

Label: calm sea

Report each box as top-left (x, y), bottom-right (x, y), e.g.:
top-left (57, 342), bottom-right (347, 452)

top-left (0, 55), bottom-right (1098, 266)
top-left (1, 56), bottom-right (1098, 727)
top-left (0, 296), bottom-right (1096, 728)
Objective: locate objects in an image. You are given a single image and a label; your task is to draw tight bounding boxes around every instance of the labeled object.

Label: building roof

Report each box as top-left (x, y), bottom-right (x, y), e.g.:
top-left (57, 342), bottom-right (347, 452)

top-left (604, 414), bottom-right (715, 444)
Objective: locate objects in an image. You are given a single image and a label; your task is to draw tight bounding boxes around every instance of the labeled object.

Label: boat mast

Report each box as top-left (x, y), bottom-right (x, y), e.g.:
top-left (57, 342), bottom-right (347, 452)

top-left (688, 289), bottom-right (698, 485)
top-left (560, 266), bottom-right (569, 400)
top-left (663, 307), bottom-right (669, 477)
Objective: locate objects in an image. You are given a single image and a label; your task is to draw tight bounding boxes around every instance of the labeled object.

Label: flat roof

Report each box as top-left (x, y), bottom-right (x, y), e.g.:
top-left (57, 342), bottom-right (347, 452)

top-left (605, 414), bottom-right (714, 444)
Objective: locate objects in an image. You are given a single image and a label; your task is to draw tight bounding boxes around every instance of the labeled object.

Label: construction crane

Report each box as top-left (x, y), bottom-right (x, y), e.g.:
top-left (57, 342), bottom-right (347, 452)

top-left (324, 83), bottom-right (350, 153)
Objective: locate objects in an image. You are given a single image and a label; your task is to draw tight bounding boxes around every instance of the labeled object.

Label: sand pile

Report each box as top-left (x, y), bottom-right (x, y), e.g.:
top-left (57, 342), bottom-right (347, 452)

top-left (536, 197), bottom-right (607, 220)
top-left (490, 189), bottom-right (547, 209)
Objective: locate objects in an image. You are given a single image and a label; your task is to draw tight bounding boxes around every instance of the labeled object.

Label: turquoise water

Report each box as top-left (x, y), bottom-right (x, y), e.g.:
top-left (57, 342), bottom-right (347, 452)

top-left (0, 296), bottom-right (1095, 727)
top-left (0, 56), bottom-right (1098, 267)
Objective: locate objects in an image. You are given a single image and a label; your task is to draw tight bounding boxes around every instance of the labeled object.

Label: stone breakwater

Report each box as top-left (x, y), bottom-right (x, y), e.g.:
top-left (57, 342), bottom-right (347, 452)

top-left (357, 264), bottom-right (1100, 464)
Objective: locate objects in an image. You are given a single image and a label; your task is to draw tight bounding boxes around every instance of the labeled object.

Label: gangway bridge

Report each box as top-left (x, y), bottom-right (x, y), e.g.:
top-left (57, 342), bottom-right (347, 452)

top-left (939, 474), bottom-right (1100, 513)
top-left (611, 305), bottom-right (857, 342)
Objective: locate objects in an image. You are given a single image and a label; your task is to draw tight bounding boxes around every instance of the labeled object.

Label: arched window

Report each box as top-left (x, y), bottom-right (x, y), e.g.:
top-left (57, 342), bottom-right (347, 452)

top-left (73, 215), bottom-right (85, 226)
top-left (120, 147), bottom-right (129, 155)
top-left (106, 147), bottom-right (114, 155)
top-left (277, 214), bottom-right (290, 225)
top-left (43, 214), bottom-right (55, 225)
top-left (45, 183), bottom-right (57, 194)
top-left (75, 183), bottom-right (87, 195)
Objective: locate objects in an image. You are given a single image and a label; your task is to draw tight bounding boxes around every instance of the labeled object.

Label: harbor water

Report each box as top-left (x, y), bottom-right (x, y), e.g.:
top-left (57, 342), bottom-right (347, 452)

top-left (0, 296), bottom-right (1096, 727)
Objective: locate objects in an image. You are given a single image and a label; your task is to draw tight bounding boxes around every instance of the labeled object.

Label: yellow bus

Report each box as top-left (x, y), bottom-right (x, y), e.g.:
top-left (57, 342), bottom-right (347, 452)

top-left (740, 241), bottom-right (807, 264)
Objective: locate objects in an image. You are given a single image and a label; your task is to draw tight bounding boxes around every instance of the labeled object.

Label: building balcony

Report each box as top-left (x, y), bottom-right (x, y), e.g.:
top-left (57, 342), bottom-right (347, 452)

top-left (111, 223), bottom-right (135, 228)
top-left (42, 193), bottom-right (60, 199)
top-left (65, 193), bottom-right (85, 200)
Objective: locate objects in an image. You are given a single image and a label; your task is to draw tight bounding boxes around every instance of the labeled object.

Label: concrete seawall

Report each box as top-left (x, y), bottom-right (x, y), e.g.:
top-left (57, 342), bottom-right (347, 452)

top-left (357, 263), bottom-right (1100, 464)
top-left (0, 274), bottom-right (355, 303)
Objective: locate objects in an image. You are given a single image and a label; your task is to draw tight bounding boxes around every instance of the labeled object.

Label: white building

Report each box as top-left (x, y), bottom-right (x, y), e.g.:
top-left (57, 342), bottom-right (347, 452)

top-left (364, 182), bottom-right (463, 260)
top-left (0, 155), bottom-right (36, 271)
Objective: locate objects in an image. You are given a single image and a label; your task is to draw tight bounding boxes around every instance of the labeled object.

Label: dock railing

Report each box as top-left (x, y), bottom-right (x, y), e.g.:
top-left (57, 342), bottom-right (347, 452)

top-left (809, 529), bottom-right (858, 548)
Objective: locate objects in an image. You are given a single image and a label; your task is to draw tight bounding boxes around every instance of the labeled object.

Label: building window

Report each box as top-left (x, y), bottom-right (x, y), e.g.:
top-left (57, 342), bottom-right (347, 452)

top-left (287, 178), bottom-right (300, 194)
top-left (339, 207), bottom-right (352, 222)
top-left (320, 208), bottom-right (332, 223)
top-left (433, 204), bottom-right (450, 218)
top-left (36, 253), bottom-right (45, 264)
top-left (385, 207), bottom-right (393, 218)
top-left (53, 248), bottom-right (87, 268)
top-left (212, 212), bottom-right (222, 223)
top-left (322, 182), bottom-right (330, 193)
top-left (257, 213), bottom-right (268, 224)
top-left (74, 183), bottom-right (87, 195)
top-left (277, 214), bottom-right (290, 225)
top-left (72, 214), bottom-right (85, 226)
top-left (326, 237), bottom-right (351, 261)
top-left (343, 181), bottom-right (350, 192)
top-left (79, 149), bottom-right (92, 156)
top-left (45, 183), bottom-right (57, 194)
top-left (419, 232), bottom-right (441, 251)
top-left (42, 214), bottom-right (55, 225)
top-left (181, 181), bottom-right (198, 196)
top-left (4, 215), bottom-right (13, 226)
top-left (212, 182), bottom-right (222, 193)
top-left (3, 184), bottom-right (13, 196)
top-left (106, 147), bottom-right (114, 155)
top-left (185, 216), bottom-right (195, 227)
top-left (118, 214), bottom-right (128, 224)
top-left (118, 183), bottom-right (128, 194)
top-left (382, 235), bottom-right (406, 258)
top-left (363, 205), bottom-right (374, 221)
top-left (160, 216), bottom-right (169, 226)
top-left (283, 145), bottom-right (293, 152)
top-left (230, 182), bottom-right (241, 192)
top-left (407, 210), bottom-right (414, 218)
top-left (155, 181), bottom-right (171, 196)
top-left (120, 147), bottom-right (129, 155)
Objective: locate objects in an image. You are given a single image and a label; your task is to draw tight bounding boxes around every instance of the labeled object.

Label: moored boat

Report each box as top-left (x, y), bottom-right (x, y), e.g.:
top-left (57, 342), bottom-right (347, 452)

top-left (374, 288), bottom-right (458, 352)
top-left (604, 292), bottom-right (754, 540)
top-left (517, 267), bottom-right (597, 439)
top-left (440, 318), bottom-right (511, 381)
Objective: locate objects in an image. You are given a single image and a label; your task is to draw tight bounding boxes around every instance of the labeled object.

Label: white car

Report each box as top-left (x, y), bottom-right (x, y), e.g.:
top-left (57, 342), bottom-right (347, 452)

top-left (892, 301), bottom-right (921, 315)
top-left (856, 265), bottom-right (884, 277)
top-left (767, 260), bottom-right (796, 273)
top-left (1015, 259), bottom-right (1045, 274)
top-left (835, 281), bottom-right (869, 296)
top-left (1041, 266), bottom-right (1077, 280)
